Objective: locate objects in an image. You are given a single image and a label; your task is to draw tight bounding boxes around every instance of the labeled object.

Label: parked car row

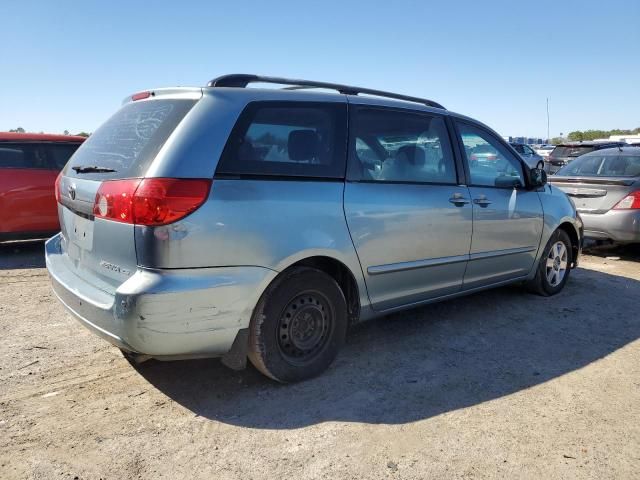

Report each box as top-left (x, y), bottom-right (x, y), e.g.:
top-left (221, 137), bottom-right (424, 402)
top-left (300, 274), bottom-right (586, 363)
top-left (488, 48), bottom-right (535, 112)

top-left (544, 141), bottom-right (626, 174)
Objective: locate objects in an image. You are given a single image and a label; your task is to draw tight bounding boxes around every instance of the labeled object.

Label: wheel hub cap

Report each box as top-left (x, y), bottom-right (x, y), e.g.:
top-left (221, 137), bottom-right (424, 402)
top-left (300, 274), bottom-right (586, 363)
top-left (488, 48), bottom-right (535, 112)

top-left (546, 241), bottom-right (568, 287)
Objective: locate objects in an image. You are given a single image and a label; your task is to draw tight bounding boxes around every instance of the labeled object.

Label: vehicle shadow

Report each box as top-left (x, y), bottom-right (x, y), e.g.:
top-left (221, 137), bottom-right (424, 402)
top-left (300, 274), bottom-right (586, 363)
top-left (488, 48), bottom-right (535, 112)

top-left (583, 242), bottom-right (640, 262)
top-left (0, 241), bottom-right (46, 270)
top-left (135, 266), bottom-right (640, 429)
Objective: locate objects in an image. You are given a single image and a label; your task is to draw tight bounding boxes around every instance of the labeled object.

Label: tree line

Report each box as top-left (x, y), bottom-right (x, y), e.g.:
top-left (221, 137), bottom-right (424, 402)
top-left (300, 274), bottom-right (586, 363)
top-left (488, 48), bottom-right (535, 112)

top-left (564, 128), bottom-right (640, 142)
top-left (8, 127), bottom-right (90, 137)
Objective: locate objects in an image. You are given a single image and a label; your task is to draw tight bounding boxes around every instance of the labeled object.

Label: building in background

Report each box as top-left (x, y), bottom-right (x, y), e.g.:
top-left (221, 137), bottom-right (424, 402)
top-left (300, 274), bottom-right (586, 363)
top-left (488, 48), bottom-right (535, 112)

top-left (503, 136), bottom-right (548, 145)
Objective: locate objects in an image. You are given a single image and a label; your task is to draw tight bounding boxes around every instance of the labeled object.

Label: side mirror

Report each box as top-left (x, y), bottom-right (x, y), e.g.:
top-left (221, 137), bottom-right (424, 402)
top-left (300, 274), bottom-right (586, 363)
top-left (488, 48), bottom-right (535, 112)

top-left (528, 167), bottom-right (547, 188)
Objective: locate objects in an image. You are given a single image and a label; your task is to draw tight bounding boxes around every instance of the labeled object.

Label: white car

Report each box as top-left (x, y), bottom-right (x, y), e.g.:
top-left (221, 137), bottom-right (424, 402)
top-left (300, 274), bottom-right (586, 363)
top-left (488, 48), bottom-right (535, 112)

top-left (534, 144), bottom-right (555, 158)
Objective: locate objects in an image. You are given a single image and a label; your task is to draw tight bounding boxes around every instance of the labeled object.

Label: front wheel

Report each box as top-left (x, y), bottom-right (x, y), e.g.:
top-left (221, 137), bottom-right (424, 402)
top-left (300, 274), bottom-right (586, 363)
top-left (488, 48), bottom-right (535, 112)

top-left (526, 229), bottom-right (573, 296)
top-left (247, 267), bottom-right (347, 383)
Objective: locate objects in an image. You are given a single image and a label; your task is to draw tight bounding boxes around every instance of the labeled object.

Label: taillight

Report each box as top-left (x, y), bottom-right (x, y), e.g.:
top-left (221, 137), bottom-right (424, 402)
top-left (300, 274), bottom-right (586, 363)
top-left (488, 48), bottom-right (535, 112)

top-left (55, 172), bottom-right (62, 203)
top-left (93, 178), bottom-right (211, 226)
top-left (613, 191), bottom-right (640, 210)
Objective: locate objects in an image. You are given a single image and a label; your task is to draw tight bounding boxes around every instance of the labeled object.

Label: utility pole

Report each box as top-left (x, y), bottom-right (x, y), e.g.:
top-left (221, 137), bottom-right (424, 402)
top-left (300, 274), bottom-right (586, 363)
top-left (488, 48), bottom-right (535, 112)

top-left (546, 97), bottom-right (550, 143)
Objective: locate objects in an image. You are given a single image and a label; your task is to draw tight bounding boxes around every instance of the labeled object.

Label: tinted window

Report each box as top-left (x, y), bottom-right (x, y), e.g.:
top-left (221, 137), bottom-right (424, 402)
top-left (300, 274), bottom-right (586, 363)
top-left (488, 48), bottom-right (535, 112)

top-left (348, 108), bottom-right (456, 184)
top-left (457, 123), bottom-right (524, 188)
top-left (557, 154), bottom-right (640, 177)
top-left (217, 102), bottom-right (347, 178)
top-left (0, 142), bottom-right (81, 170)
top-left (65, 99), bottom-right (196, 180)
top-left (552, 146), bottom-right (595, 157)
top-left (511, 144), bottom-right (525, 154)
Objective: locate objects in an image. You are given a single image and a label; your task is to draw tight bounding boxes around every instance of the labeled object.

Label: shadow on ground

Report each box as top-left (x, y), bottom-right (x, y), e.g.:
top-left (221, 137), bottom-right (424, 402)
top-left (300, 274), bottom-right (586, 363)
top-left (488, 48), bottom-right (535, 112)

top-left (0, 241), bottom-right (46, 270)
top-left (136, 266), bottom-right (640, 429)
top-left (583, 242), bottom-right (640, 262)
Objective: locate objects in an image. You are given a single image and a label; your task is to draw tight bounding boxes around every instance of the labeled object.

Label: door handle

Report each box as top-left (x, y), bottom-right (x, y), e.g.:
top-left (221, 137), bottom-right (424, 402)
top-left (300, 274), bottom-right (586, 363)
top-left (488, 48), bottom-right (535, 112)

top-left (449, 194), bottom-right (470, 206)
top-left (473, 196), bottom-right (492, 207)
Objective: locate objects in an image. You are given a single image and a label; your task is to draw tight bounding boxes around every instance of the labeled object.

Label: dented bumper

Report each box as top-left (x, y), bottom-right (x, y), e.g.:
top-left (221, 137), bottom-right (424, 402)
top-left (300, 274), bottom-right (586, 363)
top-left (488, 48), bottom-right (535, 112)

top-left (46, 234), bottom-right (276, 357)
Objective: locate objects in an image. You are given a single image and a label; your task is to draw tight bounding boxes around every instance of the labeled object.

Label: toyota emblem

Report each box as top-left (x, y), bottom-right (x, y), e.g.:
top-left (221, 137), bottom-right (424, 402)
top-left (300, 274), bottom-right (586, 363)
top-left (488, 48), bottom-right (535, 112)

top-left (68, 184), bottom-right (76, 200)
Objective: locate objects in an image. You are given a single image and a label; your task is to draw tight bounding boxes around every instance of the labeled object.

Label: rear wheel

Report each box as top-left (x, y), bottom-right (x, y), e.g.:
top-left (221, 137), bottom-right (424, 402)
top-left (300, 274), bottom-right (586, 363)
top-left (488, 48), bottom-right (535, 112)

top-left (247, 267), bottom-right (347, 383)
top-left (526, 229), bottom-right (572, 296)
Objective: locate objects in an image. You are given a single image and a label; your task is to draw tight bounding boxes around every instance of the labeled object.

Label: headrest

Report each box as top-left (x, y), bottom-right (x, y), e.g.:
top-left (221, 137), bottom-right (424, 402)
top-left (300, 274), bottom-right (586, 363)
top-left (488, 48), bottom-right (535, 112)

top-left (397, 145), bottom-right (426, 166)
top-left (288, 130), bottom-right (319, 161)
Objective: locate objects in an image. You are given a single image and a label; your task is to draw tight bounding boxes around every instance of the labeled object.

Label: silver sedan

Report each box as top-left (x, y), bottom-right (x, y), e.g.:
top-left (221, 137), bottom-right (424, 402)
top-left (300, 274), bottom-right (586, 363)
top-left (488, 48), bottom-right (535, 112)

top-left (550, 147), bottom-right (640, 244)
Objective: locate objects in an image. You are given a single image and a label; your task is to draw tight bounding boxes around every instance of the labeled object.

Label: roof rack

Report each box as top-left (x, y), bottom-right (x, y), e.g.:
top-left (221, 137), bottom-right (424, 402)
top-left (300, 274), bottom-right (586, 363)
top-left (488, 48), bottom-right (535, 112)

top-left (207, 74), bottom-right (445, 110)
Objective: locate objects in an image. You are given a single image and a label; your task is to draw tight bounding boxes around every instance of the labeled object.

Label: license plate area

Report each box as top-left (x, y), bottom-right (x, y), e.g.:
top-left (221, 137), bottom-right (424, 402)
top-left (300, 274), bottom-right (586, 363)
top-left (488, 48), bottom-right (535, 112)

top-left (67, 213), bottom-right (94, 251)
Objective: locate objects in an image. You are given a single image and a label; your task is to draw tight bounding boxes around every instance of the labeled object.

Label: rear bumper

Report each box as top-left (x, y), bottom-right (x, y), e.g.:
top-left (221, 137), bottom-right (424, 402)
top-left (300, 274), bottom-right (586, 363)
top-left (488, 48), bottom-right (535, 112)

top-left (579, 210), bottom-right (640, 244)
top-left (45, 234), bottom-right (277, 357)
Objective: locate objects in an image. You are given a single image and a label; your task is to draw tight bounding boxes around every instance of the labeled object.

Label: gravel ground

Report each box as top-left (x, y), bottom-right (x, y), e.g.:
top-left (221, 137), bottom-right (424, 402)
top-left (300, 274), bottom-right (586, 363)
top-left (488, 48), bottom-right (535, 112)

top-left (1, 241), bottom-right (639, 479)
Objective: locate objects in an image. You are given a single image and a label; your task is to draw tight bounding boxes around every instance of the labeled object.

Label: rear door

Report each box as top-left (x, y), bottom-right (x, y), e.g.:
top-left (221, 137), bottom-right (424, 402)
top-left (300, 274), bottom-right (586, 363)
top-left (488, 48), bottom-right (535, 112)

top-left (0, 142), bottom-right (79, 236)
top-left (344, 106), bottom-right (472, 311)
top-left (57, 95), bottom-right (199, 291)
top-left (454, 121), bottom-right (544, 289)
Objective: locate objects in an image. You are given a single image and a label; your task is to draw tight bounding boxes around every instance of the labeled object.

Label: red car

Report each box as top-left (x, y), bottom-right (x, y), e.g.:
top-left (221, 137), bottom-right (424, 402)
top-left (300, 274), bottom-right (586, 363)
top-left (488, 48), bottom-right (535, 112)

top-left (0, 132), bottom-right (85, 241)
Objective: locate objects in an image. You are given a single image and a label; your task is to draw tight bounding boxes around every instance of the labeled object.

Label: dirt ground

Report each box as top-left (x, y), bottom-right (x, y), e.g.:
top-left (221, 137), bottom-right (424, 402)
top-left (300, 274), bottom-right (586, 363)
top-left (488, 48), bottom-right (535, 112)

top-left (0, 241), bottom-right (639, 479)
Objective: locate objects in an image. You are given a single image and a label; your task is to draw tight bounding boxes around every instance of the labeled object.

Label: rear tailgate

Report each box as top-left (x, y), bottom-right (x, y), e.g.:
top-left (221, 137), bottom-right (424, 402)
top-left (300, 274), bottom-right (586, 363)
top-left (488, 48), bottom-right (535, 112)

top-left (551, 176), bottom-right (635, 213)
top-left (56, 91), bottom-right (200, 293)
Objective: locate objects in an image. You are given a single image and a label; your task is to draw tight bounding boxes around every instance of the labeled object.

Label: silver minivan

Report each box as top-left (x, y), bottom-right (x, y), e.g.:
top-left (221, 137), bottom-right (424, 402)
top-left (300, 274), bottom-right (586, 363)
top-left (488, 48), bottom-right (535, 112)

top-left (46, 74), bottom-right (583, 382)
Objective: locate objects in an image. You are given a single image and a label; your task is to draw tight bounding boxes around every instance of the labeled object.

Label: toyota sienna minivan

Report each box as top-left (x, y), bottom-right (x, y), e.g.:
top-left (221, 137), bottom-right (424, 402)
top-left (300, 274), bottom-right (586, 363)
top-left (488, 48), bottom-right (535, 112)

top-left (46, 74), bottom-right (582, 382)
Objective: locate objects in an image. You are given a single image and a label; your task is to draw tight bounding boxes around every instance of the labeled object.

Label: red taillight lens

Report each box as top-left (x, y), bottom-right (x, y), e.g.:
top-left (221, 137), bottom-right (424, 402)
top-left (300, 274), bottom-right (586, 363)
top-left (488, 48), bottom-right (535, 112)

top-left (54, 172), bottom-right (62, 203)
top-left (613, 191), bottom-right (640, 210)
top-left (93, 178), bottom-right (211, 226)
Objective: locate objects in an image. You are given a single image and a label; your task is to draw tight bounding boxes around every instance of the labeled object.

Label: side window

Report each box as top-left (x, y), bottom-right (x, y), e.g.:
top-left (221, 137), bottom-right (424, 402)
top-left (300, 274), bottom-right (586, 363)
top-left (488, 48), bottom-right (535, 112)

top-left (0, 143), bottom-right (81, 170)
top-left (46, 144), bottom-right (81, 170)
top-left (457, 123), bottom-right (524, 188)
top-left (348, 108), bottom-right (457, 184)
top-left (0, 144), bottom-right (28, 168)
top-left (217, 102), bottom-right (347, 178)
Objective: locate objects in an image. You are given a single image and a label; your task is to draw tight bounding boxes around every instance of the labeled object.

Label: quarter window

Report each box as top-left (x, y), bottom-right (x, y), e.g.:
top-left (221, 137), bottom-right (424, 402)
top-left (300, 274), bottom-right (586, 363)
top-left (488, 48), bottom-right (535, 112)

top-left (457, 123), bottom-right (524, 188)
top-left (217, 102), bottom-right (347, 178)
top-left (348, 108), bottom-right (457, 184)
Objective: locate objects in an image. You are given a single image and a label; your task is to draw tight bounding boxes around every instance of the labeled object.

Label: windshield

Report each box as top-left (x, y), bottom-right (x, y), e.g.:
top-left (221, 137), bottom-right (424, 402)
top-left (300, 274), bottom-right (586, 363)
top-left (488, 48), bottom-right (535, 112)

top-left (552, 146), bottom-right (595, 158)
top-left (556, 154), bottom-right (640, 177)
top-left (65, 99), bottom-right (196, 180)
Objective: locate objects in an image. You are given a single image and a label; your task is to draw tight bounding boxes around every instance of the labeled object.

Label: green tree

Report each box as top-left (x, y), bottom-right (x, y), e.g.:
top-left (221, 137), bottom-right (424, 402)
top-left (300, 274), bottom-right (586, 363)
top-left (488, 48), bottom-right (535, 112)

top-left (567, 131), bottom-right (584, 141)
top-left (550, 137), bottom-right (565, 145)
top-left (9, 127), bottom-right (25, 133)
top-left (75, 132), bottom-right (91, 137)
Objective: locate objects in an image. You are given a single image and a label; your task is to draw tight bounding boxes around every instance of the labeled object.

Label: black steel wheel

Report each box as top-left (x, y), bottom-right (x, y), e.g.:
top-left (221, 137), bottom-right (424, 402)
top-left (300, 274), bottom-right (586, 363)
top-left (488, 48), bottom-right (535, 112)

top-left (248, 267), bottom-right (347, 383)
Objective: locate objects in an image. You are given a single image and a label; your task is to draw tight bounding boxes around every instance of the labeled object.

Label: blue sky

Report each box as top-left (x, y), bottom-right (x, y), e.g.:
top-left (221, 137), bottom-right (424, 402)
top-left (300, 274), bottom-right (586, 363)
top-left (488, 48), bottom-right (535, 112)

top-left (1, 0), bottom-right (638, 138)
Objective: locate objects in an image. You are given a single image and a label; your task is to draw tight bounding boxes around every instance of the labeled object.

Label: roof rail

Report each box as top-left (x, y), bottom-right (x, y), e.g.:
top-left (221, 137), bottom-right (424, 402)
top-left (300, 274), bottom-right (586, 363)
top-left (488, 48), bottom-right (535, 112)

top-left (207, 74), bottom-right (445, 110)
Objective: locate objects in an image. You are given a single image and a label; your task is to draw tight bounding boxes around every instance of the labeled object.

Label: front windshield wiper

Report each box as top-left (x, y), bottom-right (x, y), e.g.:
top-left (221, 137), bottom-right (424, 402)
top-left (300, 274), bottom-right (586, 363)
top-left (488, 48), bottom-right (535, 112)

top-left (71, 165), bottom-right (117, 174)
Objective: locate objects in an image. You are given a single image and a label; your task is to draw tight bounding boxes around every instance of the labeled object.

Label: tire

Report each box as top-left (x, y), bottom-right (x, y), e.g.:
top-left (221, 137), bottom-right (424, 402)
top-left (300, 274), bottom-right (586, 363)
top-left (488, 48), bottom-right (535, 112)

top-left (247, 267), bottom-right (347, 383)
top-left (526, 229), bottom-right (572, 296)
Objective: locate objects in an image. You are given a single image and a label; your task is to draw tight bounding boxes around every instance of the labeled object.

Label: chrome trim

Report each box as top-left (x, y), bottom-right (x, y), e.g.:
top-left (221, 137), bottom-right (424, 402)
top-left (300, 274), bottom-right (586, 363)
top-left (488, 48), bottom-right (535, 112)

top-left (367, 254), bottom-right (469, 275)
top-left (469, 246), bottom-right (537, 261)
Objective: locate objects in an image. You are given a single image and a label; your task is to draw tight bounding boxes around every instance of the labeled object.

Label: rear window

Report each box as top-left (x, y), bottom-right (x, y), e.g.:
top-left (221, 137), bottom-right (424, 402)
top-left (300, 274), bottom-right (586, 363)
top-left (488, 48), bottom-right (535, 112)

top-left (216, 102), bottom-right (347, 178)
top-left (65, 99), bottom-right (196, 180)
top-left (0, 142), bottom-right (81, 170)
top-left (557, 154), bottom-right (640, 177)
top-left (552, 146), bottom-right (595, 157)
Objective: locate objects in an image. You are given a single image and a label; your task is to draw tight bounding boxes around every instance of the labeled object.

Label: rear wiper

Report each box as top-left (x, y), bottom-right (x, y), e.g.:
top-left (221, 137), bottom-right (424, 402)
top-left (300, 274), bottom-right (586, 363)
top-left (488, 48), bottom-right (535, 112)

top-left (71, 165), bottom-right (117, 174)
